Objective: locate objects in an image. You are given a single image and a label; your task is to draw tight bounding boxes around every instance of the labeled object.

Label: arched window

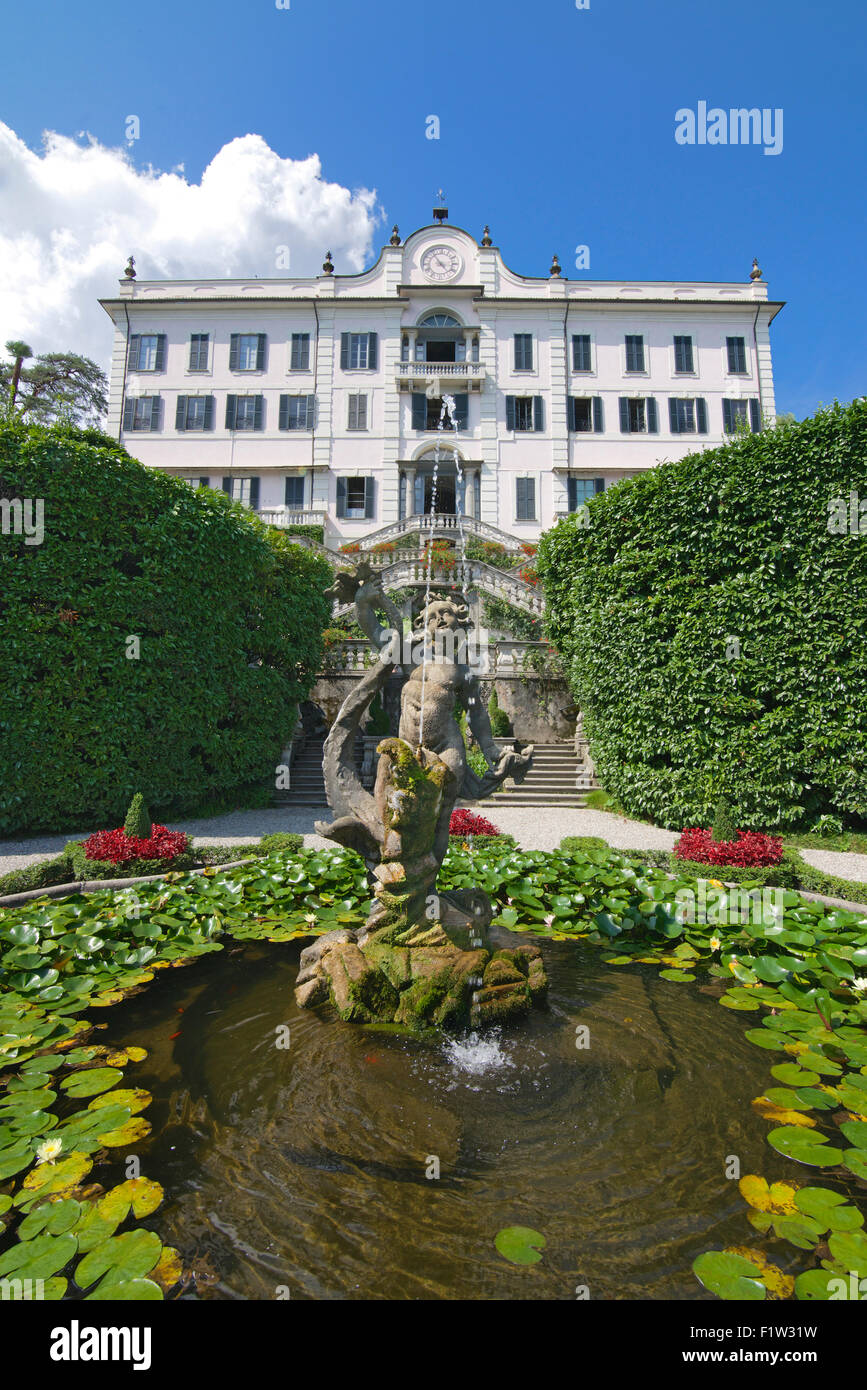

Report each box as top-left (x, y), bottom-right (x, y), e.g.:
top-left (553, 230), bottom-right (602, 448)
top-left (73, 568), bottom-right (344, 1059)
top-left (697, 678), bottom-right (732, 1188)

top-left (418, 313), bottom-right (461, 328)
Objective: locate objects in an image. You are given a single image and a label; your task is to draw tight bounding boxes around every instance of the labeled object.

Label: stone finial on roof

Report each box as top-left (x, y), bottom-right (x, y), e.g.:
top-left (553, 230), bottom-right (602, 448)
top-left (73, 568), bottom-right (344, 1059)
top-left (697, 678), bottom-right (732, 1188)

top-left (322, 251), bottom-right (334, 275)
top-left (481, 225), bottom-right (492, 247)
top-left (124, 256), bottom-right (136, 280)
top-left (750, 257), bottom-right (763, 281)
top-left (550, 254), bottom-right (562, 278)
top-left (390, 225), bottom-right (401, 246)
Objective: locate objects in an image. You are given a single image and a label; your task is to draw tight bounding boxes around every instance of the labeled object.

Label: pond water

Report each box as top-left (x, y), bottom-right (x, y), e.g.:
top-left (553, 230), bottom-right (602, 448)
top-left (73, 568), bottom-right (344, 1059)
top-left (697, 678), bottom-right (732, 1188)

top-left (99, 929), bottom-right (783, 1300)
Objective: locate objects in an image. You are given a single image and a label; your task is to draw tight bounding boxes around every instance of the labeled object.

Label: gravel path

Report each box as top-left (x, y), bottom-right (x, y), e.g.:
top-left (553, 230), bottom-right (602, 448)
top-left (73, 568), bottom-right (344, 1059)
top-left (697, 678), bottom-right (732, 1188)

top-left (799, 848), bottom-right (867, 884)
top-left (2, 807), bottom-right (866, 885)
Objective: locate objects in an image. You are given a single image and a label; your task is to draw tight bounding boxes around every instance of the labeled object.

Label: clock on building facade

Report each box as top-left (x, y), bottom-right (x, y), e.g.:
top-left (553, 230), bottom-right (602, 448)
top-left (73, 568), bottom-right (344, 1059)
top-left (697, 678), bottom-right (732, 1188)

top-left (421, 245), bottom-right (462, 281)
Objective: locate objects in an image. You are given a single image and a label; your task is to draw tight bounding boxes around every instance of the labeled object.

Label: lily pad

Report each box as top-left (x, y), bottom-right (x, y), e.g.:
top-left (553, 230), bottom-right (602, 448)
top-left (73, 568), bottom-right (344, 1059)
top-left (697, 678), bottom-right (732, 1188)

top-left (795, 1269), bottom-right (842, 1300)
top-left (86, 1275), bottom-right (163, 1300)
top-left (795, 1187), bottom-right (864, 1233)
top-left (0, 1232), bottom-right (78, 1281)
top-left (20, 1151), bottom-right (92, 1198)
top-left (738, 1175), bottom-right (797, 1215)
top-left (75, 1228), bottom-right (163, 1289)
top-left (827, 1229), bottom-right (867, 1278)
top-left (494, 1225), bottom-right (546, 1266)
top-left (59, 1067), bottom-right (122, 1098)
top-left (18, 1198), bottom-right (82, 1239)
top-left (692, 1250), bottom-right (765, 1300)
top-left (766, 1127), bottom-right (844, 1167)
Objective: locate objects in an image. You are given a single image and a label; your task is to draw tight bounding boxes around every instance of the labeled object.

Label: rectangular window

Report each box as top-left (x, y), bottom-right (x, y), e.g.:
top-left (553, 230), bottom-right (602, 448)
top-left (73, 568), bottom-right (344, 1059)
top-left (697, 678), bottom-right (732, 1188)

top-left (515, 476), bottom-right (536, 521)
top-left (285, 476), bottom-right (305, 508)
top-left (567, 477), bottom-right (604, 510)
top-left (123, 396), bottom-right (161, 431)
top-left (188, 334), bottom-right (209, 372)
top-left (278, 395), bottom-right (314, 430)
top-left (348, 394), bottom-right (368, 430)
top-left (723, 399), bottom-right (762, 434)
top-left (572, 335), bottom-right (592, 372)
top-left (618, 397), bottom-right (658, 433)
top-left (625, 335), bottom-right (645, 372)
top-left (290, 333), bottom-right (310, 370)
top-left (570, 398), bottom-right (593, 433)
top-left (674, 336), bottom-right (694, 373)
top-left (229, 334), bottom-right (266, 372)
top-left (226, 395), bottom-right (264, 431)
top-left (726, 336), bottom-right (748, 373)
top-left (346, 477), bottom-right (367, 517)
top-left (175, 395), bottom-right (214, 431)
top-left (128, 334), bottom-right (166, 372)
top-left (514, 333), bottom-right (533, 371)
top-left (222, 477), bottom-right (260, 509)
top-left (506, 396), bottom-right (543, 432)
top-left (340, 332), bottom-right (378, 370)
top-left (669, 398), bottom-right (708, 433)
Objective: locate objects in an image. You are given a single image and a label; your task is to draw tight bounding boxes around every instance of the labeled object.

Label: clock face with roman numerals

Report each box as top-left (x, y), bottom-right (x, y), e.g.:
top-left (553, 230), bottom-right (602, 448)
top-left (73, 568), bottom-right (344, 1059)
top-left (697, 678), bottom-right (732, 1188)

top-left (421, 245), bottom-right (462, 282)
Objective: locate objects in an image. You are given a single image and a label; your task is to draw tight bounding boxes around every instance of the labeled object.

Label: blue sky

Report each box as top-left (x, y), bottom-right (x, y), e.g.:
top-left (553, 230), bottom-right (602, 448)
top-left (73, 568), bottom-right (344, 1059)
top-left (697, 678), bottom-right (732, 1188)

top-left (1, 0), bottom-right (865, 418)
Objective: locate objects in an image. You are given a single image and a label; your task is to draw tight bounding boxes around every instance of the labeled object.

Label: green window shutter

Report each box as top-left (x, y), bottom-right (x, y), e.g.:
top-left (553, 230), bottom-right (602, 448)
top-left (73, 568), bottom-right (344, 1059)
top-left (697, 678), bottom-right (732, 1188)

top-left (348, 395), bottom-right (358, 429)
top-left (256, 335), bottom-right (267, 370)
top-left (668, 398), bottom-right (679, 433)
top-left (646, 397), bottom-right (658, 433)
top-left (306, 394), bottom-right (316, 427)
top-left (696, 398), bottom-right (708, 434)
top-left (572, 335), bottom-right (591, 371)
top-left (364, 477), bottom-right (376, 519)
top-left (127, 336), bottom-right (141, 371)
top-left (225, 395), bottom-right (237, 430)
top-left (568, 397), bottom-right (576, 431)
top-left (249, 478), bottom-right (260, 510)
top-left (452, 393), bottom-right (468, 429)
top-left (505, 396), bottom-right (516, 431)
top-left (516, 477), bottom-right (527, 518)
top-left (336, 477), bottom-right (347, 518)
top-left (285, 475), bottom-right (304, 508)
top-left (340, 334), bottom-right (349, 369)
top-left (367, 333), bottom-right (378, 370)
top-left (412, 393), bottom-right (426, 430)
top-left (749, 399), bottom-right (761, 433)
top-left (204, 396), bottom-right (214, 430)
top-left (594, 478), bottom-right (604, 494)
top-left (154, 335), bottom-right (167, 371)
top-left (229, 336), bottom-right (240, 371)
top-left (722, 400), bottom-right (734, 433)
top-left (221, 477), bottom-right (232, 494)
top-left (619, 398), bottom-right (630, 433)
top-left (148, 397), bottom-right (162, 431)
top-left (253, 396), bottom-right (263, 430)
top-left (533, 396), bottom-right (544, 431)
top-left (122, 398), bottom-right (134, 431)
top-left (278, 395), bottom-right (289, 430)
top-left (526, 477), bottom-right (536, 519)
top-left (592, 396), bottom-right (604, 433)
top-left (567, 476), bottom-right (578, 511)
top-left (175, 396), bottom-right (187, 430)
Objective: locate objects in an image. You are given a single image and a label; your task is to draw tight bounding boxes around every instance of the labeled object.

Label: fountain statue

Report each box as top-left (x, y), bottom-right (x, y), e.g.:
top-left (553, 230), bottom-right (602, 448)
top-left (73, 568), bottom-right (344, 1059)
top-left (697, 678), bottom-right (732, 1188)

top-left (294, 563), bottom-right (548, 1029)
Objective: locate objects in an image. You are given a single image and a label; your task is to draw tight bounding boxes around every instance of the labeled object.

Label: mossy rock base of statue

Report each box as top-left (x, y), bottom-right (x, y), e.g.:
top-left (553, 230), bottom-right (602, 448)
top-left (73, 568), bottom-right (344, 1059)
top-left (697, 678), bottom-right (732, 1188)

top-left (294, 918), bottom-right (547, 1030)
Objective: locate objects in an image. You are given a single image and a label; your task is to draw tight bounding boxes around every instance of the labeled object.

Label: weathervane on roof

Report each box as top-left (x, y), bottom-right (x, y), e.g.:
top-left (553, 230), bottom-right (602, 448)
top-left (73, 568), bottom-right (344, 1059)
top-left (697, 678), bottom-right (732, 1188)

top-left (433, 190), bottom-right (448, 222)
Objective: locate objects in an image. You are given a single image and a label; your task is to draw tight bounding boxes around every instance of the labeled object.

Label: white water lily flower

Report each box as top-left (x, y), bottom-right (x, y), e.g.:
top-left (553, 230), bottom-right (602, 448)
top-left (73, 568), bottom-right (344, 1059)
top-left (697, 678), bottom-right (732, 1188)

top-left (850, 976), bottom-right (867, 993)
top-left (544, 913), bottom-right (555, 928)
top-left (35, 1138), bottom-right (62, 1165)
top-left (709, 935), bottom-right (722, 952)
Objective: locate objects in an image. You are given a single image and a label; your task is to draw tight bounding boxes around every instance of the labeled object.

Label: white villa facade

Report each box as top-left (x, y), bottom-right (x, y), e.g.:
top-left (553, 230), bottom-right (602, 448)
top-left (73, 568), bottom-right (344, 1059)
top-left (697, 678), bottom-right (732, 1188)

top-left (100, 216), bottom-right (783, 547)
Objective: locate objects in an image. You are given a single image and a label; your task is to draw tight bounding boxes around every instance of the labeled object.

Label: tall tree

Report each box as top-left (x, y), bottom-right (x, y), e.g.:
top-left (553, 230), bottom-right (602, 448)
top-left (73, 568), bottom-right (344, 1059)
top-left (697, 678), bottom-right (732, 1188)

top-left (0, 345), bottom-right (107, 426)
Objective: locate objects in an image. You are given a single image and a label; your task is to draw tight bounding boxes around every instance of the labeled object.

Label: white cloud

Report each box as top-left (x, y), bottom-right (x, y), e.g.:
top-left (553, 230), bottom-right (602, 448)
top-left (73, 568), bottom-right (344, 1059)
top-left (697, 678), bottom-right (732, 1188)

top-left (0, 124), bottom-right (382, 372)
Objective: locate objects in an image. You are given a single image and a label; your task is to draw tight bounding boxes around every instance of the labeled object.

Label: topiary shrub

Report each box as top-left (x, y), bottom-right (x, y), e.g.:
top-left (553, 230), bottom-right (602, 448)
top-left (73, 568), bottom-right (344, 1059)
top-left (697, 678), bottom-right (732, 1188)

top-left (560, 835), bottom-right (609, 854)
top-left (123, 793), bottom-right (152, 841)
top-left (711, 798), bottom-right (737, 843)
top-left (487, 685), bottom-right (512, 737)
top-left (538, 399), bottom-right (867, 830)
top-left (258, 832), bottom-right (304, 855)
top-left (0, 420), bottom-right (332, 835)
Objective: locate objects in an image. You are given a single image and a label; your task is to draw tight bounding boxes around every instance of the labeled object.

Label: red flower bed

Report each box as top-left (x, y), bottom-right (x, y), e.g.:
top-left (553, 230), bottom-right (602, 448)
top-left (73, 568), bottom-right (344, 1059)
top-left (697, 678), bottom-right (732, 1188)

top-left (673, 827), bottom-right (784, 867)
top-left (82, 825), bottom-right (190, 865)
top-left (449, 808), bottom-right (501, 837)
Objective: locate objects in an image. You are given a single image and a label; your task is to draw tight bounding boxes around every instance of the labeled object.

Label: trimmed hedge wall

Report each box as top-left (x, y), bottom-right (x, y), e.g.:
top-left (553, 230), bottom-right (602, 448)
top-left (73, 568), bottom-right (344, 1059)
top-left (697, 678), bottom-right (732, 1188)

top-left (0, 422), bottom-right (332, 835)
top-left (538, 401), bottom-right (867, 831)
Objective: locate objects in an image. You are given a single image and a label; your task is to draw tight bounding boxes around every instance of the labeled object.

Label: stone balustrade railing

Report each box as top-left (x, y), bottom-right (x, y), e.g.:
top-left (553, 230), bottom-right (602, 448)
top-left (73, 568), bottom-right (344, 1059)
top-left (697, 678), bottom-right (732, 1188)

top-left (329, 556), bottom-right (543, 618)
top-left (320, 637), bottom-right (557, 677)
top-left (358, 513), bottom-right (525, 552)
top-left (257, 507), bottom-right (327, 530)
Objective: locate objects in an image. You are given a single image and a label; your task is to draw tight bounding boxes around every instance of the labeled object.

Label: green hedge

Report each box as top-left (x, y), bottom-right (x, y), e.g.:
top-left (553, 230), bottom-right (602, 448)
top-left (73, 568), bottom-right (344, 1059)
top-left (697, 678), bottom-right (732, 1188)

top-left (616, 846), bottom-right (867, 905)
top-left (0, 421), bottom-right (332, 835)
top-left (538, 401), bottom-right (867, 831)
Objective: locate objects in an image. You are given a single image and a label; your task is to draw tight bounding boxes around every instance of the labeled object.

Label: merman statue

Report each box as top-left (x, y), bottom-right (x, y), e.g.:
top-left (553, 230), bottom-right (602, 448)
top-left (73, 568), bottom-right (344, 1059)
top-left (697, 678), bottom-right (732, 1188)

top-left (293, 561), bottom-right (547, 1030)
